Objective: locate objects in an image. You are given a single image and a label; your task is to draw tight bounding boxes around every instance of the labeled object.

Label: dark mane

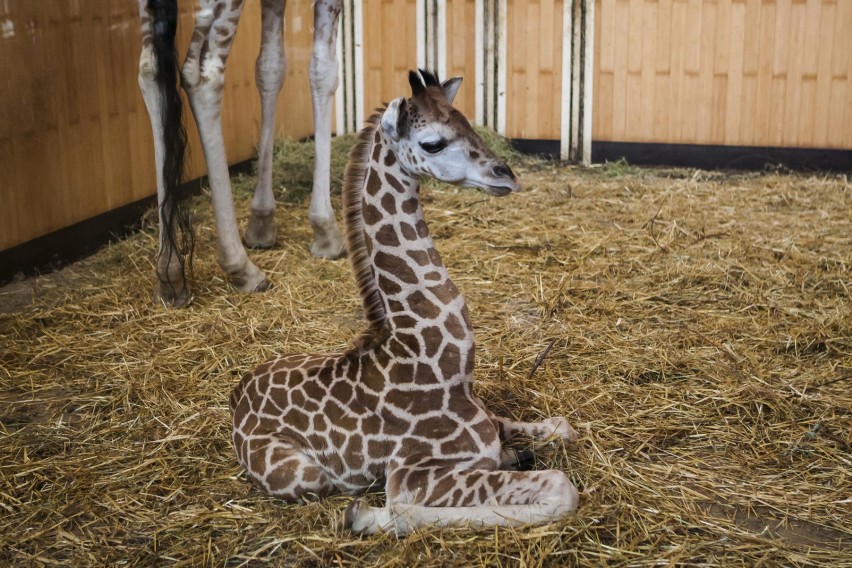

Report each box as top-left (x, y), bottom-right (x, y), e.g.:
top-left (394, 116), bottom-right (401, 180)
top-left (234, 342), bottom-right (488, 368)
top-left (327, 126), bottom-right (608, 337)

top-left (342, 111), bottom-right (391, 350)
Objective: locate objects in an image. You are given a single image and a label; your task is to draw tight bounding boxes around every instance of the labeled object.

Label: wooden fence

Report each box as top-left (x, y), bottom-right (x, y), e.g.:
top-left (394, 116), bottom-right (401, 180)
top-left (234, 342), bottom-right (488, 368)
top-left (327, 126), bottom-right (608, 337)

top-left (593, 0), bottom-right (852, 149)
top-left (0, 0), bottom-right (315, 252)
top-left (2, 0), bottom-right (850, 254)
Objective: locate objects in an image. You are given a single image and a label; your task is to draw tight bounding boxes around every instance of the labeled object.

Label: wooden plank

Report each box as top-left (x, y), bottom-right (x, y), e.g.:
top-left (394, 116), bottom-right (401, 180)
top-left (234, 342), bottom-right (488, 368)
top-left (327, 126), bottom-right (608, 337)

top-left (592, 0), bottom-right (609, 140)
top-left (723, 0), bottom-right (744, 145)
top-left (738, 1), bottom-right (761, 145)
top-left (828, 0), bottom-right (850, 147)
top-left (639, 0), bottom-right (657, 141)
top-left (811, 0), bottom-right (834, 147)
top-left (445, 0), bottom-right (476, 117)
top-left (562, 0), bottom-right (574, 158)
top-left (581, 0), bottom-right (594, 162)
top-left (782, 0), bottom-right (806, 146)
top-left (652, 0), bottom-right (672, 141)
top-left (362, 0), bottom-right (417, 114)
top-left (668, 0), bottom-right (686, 142)
top-left (752, 0), bottom-right (775, 148)
top-left (696, 0), bottom-right (716, 144)
top-left (598, 0), bottom-right (616, 74)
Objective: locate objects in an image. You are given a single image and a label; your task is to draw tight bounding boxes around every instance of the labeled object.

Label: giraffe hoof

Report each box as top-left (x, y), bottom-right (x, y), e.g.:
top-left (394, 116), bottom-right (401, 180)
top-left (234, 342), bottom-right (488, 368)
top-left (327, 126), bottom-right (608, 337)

top-left (543, 417), bottom-right (579, 445)
top-left (157, 282), bottom-right (192, 308)
top-left (309, 218), bottom-right (346, 260)
top-left (244, 212), bottom-right (278, 249)
top-left (514, 448), bottom-right (536, 470)
top-left (342, 498), bottom-right (364, 532)
top-left (253, 278), bottom-right (272, 293)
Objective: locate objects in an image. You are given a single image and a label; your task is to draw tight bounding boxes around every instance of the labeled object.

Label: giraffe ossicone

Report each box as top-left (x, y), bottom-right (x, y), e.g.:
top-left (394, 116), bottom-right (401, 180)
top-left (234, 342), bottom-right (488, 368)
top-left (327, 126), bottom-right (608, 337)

top-left (230, 69), bottom-right (580, 534)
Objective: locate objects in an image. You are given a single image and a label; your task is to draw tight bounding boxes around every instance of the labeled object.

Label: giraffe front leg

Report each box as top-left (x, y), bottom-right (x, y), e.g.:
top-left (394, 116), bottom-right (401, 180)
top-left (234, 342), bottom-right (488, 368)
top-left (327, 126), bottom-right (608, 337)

top-left (307, 0), bottom-right (345, 259)
top-left (494, 415), bottom-right (580, 445)
top-left (472, 395), bottom-right (579, 446)
top-left (344, 464), bottom-right (579, 535)
top-left (244, 0), bottom-right (285, 250)
top-left (182, 2), bottom-right (269, 293)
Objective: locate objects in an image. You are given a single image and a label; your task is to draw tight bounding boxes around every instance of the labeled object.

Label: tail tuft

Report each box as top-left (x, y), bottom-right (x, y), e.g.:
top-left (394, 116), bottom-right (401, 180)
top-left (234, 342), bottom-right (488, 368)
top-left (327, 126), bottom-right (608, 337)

top-left (148, 0), bottom-right (194, 293)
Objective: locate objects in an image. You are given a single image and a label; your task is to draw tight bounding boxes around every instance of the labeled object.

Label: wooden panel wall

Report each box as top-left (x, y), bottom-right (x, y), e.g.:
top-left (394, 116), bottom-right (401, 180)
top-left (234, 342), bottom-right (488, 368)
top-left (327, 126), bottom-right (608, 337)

top-left (594, 0), bottom-right (852, 148)
top-left (505, 0), bottom-right (565, 139)
top-left (445, 0), bottom-right (477, 118)
top-left (0, 0), bottom-right (316, 252)
top-left (362, 0), bottom-right (418, 113)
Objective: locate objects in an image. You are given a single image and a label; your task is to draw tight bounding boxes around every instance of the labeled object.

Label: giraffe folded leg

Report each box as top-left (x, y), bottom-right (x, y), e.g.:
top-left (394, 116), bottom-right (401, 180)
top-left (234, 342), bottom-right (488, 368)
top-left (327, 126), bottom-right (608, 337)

top-left (493, 415), bottom-right (580, 445)
top-left (235, 432), bottom-right (335, 501)
top-left (499, 448), bottom-right (535, 470)
top-left (345, 465), bottom-right (579, 535)
top-left (471, 396), bottom-right (580, 445)
top-left (245, 0), bottom-right (285, 250)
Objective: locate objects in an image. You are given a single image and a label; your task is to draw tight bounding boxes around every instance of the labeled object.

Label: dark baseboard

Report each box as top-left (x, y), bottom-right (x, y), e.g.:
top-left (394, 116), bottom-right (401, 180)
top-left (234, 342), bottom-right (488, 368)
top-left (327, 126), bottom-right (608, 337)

top-left (0, 160), bottom-right (254, 286)
top-left (592, 141), bottom-right (852, 172)
top-left (509, 138), bottom-right (851, 172)
top-left (510, 139), bottom-right (560, 158)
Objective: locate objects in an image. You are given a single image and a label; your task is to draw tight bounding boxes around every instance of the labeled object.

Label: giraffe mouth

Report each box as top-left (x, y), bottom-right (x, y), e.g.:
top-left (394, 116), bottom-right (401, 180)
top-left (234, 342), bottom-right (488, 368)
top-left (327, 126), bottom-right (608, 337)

top-left (485, 185), bottom-right (515, 197)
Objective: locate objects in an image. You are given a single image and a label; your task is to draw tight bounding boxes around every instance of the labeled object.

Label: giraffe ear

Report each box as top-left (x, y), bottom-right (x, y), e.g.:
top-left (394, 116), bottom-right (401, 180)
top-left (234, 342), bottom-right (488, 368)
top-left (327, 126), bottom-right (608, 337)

top-left (441, 77), bottom-right (463, 104)
top-left (381, 97), bottom-right (408, 141)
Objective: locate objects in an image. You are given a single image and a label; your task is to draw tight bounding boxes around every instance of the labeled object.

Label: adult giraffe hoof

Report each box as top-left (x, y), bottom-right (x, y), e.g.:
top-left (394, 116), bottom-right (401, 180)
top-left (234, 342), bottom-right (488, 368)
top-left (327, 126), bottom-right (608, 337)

top-left (253, 278), bottom-right (272, 293)
top-left (310, 218), bottom-right (346, 259)
top-left (228, 261), bottom-right (270, 294)
top-left (244, 212), bottom-right (278, 249)
top-left (157, 282), bottom-right (192, 308)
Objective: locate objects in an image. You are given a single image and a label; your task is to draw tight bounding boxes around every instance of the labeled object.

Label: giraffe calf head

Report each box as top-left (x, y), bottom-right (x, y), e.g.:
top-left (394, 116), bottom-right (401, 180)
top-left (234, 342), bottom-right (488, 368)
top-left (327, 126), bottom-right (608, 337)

top-left (381, 69), bottom-right (521, 197)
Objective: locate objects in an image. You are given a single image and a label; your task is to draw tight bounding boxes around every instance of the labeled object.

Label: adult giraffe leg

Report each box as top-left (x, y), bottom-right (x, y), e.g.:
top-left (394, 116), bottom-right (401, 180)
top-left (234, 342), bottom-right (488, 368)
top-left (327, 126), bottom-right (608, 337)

top-left (244, 0), bottom-right (286, 249)
top-left (345, 460), bottom-right (579, 535)
top-left (182, 0), bottom-right (269, 292)
top-left (136, 0), bottom-right (192, 307)
top-left (307, 0), bottom-right (345, 259)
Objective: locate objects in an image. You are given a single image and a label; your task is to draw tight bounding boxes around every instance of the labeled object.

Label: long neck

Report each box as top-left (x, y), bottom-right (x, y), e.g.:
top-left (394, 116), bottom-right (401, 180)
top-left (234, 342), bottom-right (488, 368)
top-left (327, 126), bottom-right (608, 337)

top-left (342, 116), bottom-right (475, 379)
top-left (363, 129), bottom-right (475, 364)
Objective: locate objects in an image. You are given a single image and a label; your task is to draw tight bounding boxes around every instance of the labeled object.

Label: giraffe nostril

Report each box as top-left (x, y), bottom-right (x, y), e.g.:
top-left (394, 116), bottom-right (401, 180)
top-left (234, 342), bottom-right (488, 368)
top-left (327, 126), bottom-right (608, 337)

top-left (492, 163), bottom-right (515, 179)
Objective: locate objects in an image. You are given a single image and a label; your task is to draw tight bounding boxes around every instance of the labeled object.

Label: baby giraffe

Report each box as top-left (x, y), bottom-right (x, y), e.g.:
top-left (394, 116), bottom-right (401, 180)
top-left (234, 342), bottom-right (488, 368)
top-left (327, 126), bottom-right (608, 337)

top-left (230, 70), bottom-right (579, 534)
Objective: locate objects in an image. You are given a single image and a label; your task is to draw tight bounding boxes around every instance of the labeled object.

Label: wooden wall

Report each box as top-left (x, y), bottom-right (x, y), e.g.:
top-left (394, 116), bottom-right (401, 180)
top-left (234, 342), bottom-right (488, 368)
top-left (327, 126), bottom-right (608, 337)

top-left (593, 0), bottom-right (852, 148)
top-left (445, 0), bottom-right (477, 118)
top-left (4, 0), bottom-right (851, 253)
top-left (505, 0), bottom-right (566, 140)
top-left (0, 0), bottom-right (316, 252)
top-left (362, 0), bottom-right (418, 115)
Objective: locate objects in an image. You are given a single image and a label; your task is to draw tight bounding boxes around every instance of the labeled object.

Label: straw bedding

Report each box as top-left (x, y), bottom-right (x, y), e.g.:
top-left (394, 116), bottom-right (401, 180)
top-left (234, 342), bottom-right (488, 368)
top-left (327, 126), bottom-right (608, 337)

top-left (1, 133), bottom-right (850, 566)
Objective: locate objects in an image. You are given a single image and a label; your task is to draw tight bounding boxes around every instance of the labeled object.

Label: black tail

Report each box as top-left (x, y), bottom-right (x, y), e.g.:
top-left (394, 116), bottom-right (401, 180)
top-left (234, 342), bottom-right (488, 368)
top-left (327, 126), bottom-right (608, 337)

top-left (149, 0), bottom-right (193, 291)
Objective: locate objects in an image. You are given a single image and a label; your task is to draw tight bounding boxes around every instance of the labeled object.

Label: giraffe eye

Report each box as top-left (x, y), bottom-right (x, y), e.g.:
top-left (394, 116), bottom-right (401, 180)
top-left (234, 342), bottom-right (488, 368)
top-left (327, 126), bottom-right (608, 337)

top-left (420, 139), bottom-right (447, 154)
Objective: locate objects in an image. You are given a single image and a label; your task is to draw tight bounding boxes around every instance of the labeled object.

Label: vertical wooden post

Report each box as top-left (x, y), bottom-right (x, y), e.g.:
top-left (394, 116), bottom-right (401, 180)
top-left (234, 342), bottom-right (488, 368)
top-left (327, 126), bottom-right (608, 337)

top-left (561, 1), bottom-right (575, 161)
top-left (475, 0), bottom-right (485, 125)
top-left (496, 0), bottom-right (507, 136)
top-left (353, 0), bottom-right (365, 128)
top-left (335, 0), bottom-right (365, 134)
top-left (562, 0), bottom-right (594, 163)
top-left (581, 0), bottom-right (594, 164)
